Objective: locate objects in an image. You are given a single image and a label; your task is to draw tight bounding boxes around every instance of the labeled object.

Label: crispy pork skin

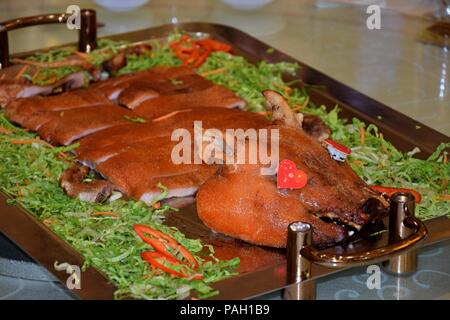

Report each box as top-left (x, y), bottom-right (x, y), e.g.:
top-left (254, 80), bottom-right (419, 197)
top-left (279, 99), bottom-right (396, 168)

top-left (117, 74), bottom-right (213, 109)
top-left (60, 165), bottom-right (113, 203)
top-left (0, 71), bottom-right (86, 106)
top-left (5, 89), bottom-right (110, 126)
top-left (95, 138), bottom-right (219, 201)
top-left (134, 85), bottom-right (246, 118)
top-left (90, 66), bottom-right (195, 100)
top-left (74, 107), bottom-right (268, 202)
top-left (196, 91), bottom-right (388, 247)
top-left (75, 107), bottom-right (268, 164)
top-left (35, 104), bottom-right (133, 145)
top-left (197, 168), bottom-right (348, 248)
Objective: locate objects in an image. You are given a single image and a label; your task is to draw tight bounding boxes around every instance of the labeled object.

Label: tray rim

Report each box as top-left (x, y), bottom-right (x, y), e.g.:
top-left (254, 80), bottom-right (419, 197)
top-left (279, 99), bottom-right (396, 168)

top-left (0, 21), bottom-right (449, 300)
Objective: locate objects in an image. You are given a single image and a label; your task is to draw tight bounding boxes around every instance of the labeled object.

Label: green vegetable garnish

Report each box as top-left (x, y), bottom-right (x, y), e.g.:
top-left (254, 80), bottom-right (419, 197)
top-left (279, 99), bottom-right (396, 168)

top-left (124, 115), bottom-right (147, 123)
top-left (170, 78), bottom-right (184, 85)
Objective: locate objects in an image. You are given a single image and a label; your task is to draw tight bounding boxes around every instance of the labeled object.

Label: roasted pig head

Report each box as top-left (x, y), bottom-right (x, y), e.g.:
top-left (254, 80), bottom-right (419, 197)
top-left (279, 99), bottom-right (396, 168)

top-left (196, 90), bottom-right (388, 248)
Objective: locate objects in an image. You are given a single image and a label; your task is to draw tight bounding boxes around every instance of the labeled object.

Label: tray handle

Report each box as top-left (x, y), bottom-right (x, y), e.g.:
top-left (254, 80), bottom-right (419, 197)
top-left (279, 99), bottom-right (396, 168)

top-left (0, 8), bottom-right (97, 69)
top-left (289, 192), bottom-right (428, 269)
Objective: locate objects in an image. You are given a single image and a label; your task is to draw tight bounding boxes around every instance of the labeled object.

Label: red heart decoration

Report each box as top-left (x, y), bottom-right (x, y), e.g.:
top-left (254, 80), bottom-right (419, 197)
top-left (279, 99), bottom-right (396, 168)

top-left (277, 159), bottom-right (308, 189)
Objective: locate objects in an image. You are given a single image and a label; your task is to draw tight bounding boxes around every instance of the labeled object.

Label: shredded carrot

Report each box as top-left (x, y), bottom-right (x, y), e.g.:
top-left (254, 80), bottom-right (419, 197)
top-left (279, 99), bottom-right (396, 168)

top-left (32, 66), bottom-right (41, 83)
top-left (444, 152), bottom-right (448, 165)
top-left (292, 96), bottom-right (310, 111)
top-left (439, 194), bottom-right (450, 201)
top-left (200, 67), bottom-right (227, 77)
top-left (43, 218), bottom-right (54, 226)
top-left (442, 176), bottom-right (448, 191)
top-left (272, 82), bottom-right (292, 96)
top-left (0, 126), bottom-right (13, 134)
top-left (14, 65), bottom-right (28, 80)
top-left (359, 127), bottom-right (365, 145)
top-left (152, 109), bottom-right (192, 122)
top-left (351, 160), bottom-right (364, 167)
top-left (91, 211), bottom-right (119, 217)
top-left (256, 111), bottom-right (271, 116)
top-left (9, 138), bottom-right (54, 148)
top-left (379, 133), bottom-right (390, 154)
top-left (152, 202), bottom-right (161, 209)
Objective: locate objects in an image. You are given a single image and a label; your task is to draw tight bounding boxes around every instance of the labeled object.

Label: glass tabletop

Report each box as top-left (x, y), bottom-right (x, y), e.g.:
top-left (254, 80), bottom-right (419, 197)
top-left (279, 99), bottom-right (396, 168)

top-left (1, 231), bottom-right (449, 300)
top-left (258, 239), bottom-right (450, 300)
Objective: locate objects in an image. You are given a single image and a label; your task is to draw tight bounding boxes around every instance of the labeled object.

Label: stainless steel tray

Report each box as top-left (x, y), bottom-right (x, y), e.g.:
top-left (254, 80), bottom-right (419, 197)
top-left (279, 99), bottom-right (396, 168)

top-left (0, 15), bottom-right (449, 300)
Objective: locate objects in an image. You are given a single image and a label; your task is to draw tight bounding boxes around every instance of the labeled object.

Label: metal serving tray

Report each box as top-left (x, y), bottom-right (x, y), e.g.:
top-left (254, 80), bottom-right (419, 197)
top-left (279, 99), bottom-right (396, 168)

top-left (0, 18), bottom-right (449, 300)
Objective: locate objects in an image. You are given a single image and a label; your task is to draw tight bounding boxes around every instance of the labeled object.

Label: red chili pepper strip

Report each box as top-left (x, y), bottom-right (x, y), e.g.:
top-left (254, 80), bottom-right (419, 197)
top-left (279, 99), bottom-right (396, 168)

top-left (134, 224), bottom-right (178, 245)
top-left (197, 39), bottom-right (231, 52)
top-left (371, 186), bottom-right (422, 203)
top-left (174, 47), bottom-right (190, 63)
top-left (193, 48), bottom-right (212, 68)
top-left (169, 35), bottom-right (232, 68)
top-left (185, 47), bottom-right (201, 66)
top-left (134, 224), bottom-right (199, 269)
top-left (141, 251), bottom-right (203, 280)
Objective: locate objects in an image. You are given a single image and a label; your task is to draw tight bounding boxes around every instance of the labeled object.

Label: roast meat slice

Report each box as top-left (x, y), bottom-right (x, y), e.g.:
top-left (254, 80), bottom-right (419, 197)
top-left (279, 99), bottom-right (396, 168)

top-left (90, 66), bottom-right (195, 100)
top-left (133, 85), bottom-right (246, 119)
top-left (75, 107), bottom-right (268, 164)
top-left (117, 74), bottom-right (213, 109)
top-left (95, 137), bottom-right (219, 202)
top-left (0, 70), bottom-right (86, 106)
top-left (36, 104), bottom-right (133, 145)
top-left (5, 89), bottom-right (110, 126)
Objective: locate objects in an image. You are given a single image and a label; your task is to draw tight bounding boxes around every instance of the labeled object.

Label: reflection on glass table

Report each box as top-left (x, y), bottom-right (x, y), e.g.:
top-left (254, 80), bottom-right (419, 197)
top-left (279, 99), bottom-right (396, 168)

top-left (258, 239), bottom-right (450, 300)
top-left (1, 230), bottom-right (449, 300)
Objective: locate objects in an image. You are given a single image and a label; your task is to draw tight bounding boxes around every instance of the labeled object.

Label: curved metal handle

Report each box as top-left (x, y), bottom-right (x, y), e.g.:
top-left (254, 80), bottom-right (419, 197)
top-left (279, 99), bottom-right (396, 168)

top-left (295, 192), bottom-right (428, 268)
top-left (0, 9), bottom-right (97, 69)
top-left (300, 216), bottom-right (427, 268)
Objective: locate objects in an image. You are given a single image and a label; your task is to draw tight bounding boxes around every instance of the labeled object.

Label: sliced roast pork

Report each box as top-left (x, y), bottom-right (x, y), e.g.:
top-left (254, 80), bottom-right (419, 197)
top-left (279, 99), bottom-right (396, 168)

top-left (73, 107), bottom-right (269, 201)
top-left (117, 73), bottom-right (213, 109)
top-left (133, 85), bottom-right (246, 119)
top-left (35, 104), bottom-right (134, 146)
top-left (5, 89), bottom-right (110, 128)
top-left (90, 66), bottom-right (195, 100)
top-left (75, 107), bottom-right (267, 164)
top-left (0, 71), bottom-right (86, 107)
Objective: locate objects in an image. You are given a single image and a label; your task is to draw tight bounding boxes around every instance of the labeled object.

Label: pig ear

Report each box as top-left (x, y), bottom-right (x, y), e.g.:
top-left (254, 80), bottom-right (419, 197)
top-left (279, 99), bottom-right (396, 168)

top-left (262, 90), bottom-right (303, 129)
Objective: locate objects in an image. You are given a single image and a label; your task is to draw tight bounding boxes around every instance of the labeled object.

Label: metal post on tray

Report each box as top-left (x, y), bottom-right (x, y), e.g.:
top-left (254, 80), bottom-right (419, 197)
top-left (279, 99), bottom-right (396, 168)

top-left (382, 192), bottom-right (418, 275)
top-left (283, 222), bottom-right (316, 300)
top-left (284, 192), bottom-right (426, 300)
